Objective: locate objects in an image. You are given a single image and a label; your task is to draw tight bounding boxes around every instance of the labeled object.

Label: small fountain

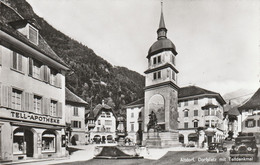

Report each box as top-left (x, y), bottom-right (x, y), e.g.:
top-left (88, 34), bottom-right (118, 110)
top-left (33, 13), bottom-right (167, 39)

top-left (94, 114), bottom-right (143, 159)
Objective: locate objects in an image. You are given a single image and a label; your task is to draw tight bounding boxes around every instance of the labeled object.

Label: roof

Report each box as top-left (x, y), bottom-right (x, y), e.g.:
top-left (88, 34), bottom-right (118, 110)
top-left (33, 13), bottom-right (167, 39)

top-left (178, 86), bottom-right (226, 105)
top-left (0, 2), bottom-right (68, 69)
top-left (65, 88), bottom-right (88, 105)
top-left (238, 87), bottom-right (260, 110)
top-left (125, 98), bottom-right (144, 108)
top-left (147, 4), bottom-right (177, 58)
top-left (91, 104), bottom-right (116, 119)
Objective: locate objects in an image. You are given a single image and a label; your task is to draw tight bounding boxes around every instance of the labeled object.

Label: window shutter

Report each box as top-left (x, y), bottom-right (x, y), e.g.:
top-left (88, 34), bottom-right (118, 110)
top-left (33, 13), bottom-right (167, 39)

top-left (29, 93), bottom-right (34, 112)
top-left (1, 85), bottom-right (8, 107)
top-left (18, 54), bottom-right (22, 72)
top-left (245, 120), bottom-right (248, 127)
top-left (12, 52), bottom-right (16, 69)
top-left (47, 67), bottom-right (50, 83)
top-left (57, 102), bottom-right (62, 118)
top-left (21, 91), bottom-right (25, 111)
top-left (28, 58), bottom-right (33, 76)
top-left (258, 120), bottom-right (260, 127)
top-left (79, 121), bottom-right (81, 128)
top-left (7, 86), bottom-right (12, 108)
top-left (253, 120), bottom-right (256, 127)
top-left (24, 92), bottom-right (30, 112)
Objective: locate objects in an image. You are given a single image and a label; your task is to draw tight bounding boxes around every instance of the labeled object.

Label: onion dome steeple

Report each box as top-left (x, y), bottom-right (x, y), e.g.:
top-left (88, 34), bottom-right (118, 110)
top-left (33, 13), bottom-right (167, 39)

top-left (147, 1), bottom-right (177, 58)
top-left (157, 2), bottom-right (167, 40)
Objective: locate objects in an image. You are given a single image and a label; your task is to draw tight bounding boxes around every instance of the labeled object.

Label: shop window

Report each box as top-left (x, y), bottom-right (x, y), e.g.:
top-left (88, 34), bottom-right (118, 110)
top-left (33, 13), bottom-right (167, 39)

top-left (11, 52), bottom-right (23, 72)
top-left (42, 130), bottom-right (56, 152)
top-left (33, 95), bottom-right (42, 114)
top-left (73, 107), bottom-right (78, 116)
top-left (12, 88), bottom-right (22, 110)
top-left (13, 129), bottom-right (25, 154)
top-left (50, 100), bottom-right (57, 116)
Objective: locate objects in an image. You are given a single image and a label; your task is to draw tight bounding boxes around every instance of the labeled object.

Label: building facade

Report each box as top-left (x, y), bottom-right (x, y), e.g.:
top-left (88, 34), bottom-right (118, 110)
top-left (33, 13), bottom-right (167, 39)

top-left (86, 103), bottom-right (116, 144)
top-left (0, 2), bottom-right (69, 161)
top-left (125, 99), bottom-right (144, 144)
top-left (238, 87), bottom-right (260, 143)
top-left (65, 88), bottom-right (88, 145)
top-left (178, 86), bottom-right (226, 147)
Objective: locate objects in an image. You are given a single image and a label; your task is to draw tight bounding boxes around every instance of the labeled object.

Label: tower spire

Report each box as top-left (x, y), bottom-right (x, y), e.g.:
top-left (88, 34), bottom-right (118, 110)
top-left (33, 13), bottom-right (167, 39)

top-left (157, 0), bottom-right (167, 40)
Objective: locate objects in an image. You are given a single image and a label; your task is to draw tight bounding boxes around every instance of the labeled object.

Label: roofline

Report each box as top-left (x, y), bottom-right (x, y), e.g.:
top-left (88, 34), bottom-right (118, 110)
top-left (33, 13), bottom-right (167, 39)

top-left (144, 81), bottom-right (179, 91)
top-left (147, 48), bottom-right (178, 59)
top-left (0, 29), bottom-right (69, 71)
top-left (178, 93), bottom-right (226, 105)
top-left (125, 103), bottom-right (144, 109)
top-left (65, 100), bottom-right (88, 106)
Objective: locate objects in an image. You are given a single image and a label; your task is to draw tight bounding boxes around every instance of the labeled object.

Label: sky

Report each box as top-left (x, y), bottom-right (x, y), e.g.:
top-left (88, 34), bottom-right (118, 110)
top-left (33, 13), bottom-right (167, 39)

top-left (26, 0), bottom-right (260, 96)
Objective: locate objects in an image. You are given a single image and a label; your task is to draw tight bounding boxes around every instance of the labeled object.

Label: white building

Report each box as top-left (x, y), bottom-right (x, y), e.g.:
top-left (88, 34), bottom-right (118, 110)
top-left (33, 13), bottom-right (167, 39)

top-left (65, 88), bottom-right (88, 145)
top-left (0, 1), bottom-right (69, 161)
top-left (178, 86), bottom-right (226, 147)
top-left (86, 103), bottom-right (116, 144)
top-left (125, 98), bottom-right (144, 144)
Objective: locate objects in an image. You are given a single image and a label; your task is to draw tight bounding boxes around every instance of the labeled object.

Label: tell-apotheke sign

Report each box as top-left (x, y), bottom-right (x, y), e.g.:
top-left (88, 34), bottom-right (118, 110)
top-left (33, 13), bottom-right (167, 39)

top-left (10, 111), bottom-right (60, 124)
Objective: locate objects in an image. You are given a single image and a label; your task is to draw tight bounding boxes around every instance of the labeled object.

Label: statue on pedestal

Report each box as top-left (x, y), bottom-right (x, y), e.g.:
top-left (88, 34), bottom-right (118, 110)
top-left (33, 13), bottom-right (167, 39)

top-left (147, 111), bottom-right (158, 131)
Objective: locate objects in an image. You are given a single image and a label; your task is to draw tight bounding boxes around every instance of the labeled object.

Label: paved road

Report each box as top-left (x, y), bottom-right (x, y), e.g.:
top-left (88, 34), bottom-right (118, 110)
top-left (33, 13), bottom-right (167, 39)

top-left (54, 150), bottom-right (260, 165)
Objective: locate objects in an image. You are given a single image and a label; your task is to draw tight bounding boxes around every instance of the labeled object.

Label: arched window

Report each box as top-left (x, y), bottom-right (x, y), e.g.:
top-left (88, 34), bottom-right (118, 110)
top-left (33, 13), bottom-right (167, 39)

top-left (42, 130), bottom-right (56, 152)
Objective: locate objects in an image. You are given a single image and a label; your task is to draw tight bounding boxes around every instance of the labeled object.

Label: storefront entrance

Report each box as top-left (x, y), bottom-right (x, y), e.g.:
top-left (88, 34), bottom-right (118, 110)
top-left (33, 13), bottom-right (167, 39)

top-left (13, 128), bottom-right (34, 157)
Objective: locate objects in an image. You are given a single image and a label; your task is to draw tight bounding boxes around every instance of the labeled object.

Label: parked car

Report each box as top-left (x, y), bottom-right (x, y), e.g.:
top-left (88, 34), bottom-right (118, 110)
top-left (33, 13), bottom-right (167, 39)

top-left (207, 142), bottom-right (227, 153)
top-left (230, 136), bottom-right (258, 162)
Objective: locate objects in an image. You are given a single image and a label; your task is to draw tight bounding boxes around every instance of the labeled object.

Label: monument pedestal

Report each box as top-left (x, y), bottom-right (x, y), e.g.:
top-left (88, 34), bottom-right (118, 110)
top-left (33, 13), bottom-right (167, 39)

top-left (143, 130), bottom-right (181, 148)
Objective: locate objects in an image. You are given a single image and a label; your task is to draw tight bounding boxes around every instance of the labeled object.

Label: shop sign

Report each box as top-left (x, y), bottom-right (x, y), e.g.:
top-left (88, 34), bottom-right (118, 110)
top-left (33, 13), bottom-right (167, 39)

top-left (11, 111), bottom-right (60, 124)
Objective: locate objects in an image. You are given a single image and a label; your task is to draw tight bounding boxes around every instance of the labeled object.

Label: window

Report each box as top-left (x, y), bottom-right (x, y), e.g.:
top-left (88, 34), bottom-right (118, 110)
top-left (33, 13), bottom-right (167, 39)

top-left (33, 95), bottom-right (42, 113)
top-left (42, 130), bottom-right (56, 152)
top-left (131, 112), bottom-right (134, 118)
top-left (98, 120), bottom-right (101, 125)
top-left (194, 110), bottom-right (198, 116)
top-left (12, 88), bottom-right (22, 110)
top-left (97, 127), bottom-right (100, 132)
top-left (32, 60), bottom-right (41, 79)
top-left (28, 25), bottom-right (38, 45)
top-left (248, 109), bottom-right (253, 115)
top-left (101, 112), bottom-right (105, 117)
top-left (71, 121), bottom-right (81, 128)
top-left (184, 111), bottom-right (188, 117)
top-left (50, 100), bottom-right (57, 116)
top-left (171, 55), bottom-right (175, 65)
top-left (105, 120), bottom-right (112, 126)
top-left (11, 52), bottom-right (23, 72)
top-left (131, 123), bottom-right (134, 131)
top-left (194, 99), bottom-right (198, 105)
top-left (205, 120), bottom-right (209, 127)
top-left (153, 71), bottom-right (162, 80)
top-left (194, 121), bottom-right (198, 128)
top-left (73, 107), bottom-right (78, 116)
top-left (153, 55), bottom-right (162, 65)
top-left (106, 127), bottom-right (111, 132)
top-left (106, 112), bottom-right (111, 118)
top-left (208, 98), bottom-right (212, 104)
top-left (246, 120), bottom-right (255, 128)
top-left (184, 100), bottom-right (188, 106)
top-left (205, 110), bottom-right (209, 116)
top-left (184, 122), bottom-right (188, 129)
top-left (172, 71), bottom-right (175, 80)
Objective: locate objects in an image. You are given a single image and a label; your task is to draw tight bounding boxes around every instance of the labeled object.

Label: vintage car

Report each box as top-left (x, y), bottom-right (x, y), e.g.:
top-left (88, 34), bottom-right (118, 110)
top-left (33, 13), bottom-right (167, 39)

top-left (230, 136), bottom-right (258, 162)
top-left (207, 142), bottom-right (227, 153)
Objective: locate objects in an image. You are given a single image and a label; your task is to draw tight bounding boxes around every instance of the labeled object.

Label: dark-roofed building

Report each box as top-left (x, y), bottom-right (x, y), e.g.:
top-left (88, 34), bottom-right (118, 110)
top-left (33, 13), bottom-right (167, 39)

top-left (238, 87), bottom-right (260, 143)
top-left (85, 101), bottom-right (116, 144)
top-left (0, 1), bottom-right (69, 161)
top-left (65, 88), bottom-right (88, 145)
top-left (178, 86), bottom-right (226, 147)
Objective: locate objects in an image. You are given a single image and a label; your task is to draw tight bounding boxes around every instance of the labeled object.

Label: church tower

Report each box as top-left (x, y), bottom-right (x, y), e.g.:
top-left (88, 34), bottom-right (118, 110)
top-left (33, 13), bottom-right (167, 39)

top-left (143, 2), bottom-right (179, 147)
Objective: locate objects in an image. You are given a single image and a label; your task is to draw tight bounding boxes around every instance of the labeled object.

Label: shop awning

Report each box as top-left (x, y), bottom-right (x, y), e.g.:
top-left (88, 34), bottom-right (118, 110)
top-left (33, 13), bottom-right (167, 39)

top-left (11, 122), bottom-right (64, 130)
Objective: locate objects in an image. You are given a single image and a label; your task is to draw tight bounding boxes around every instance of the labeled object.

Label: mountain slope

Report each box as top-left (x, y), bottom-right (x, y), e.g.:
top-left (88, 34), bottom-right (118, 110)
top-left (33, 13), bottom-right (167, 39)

top-left (3, 0), bottom-right (145, 112)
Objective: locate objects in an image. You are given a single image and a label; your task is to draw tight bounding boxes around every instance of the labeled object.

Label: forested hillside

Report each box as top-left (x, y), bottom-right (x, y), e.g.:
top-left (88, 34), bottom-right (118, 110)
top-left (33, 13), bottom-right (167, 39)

top-left (4, 0), bottom-right (145, 113)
